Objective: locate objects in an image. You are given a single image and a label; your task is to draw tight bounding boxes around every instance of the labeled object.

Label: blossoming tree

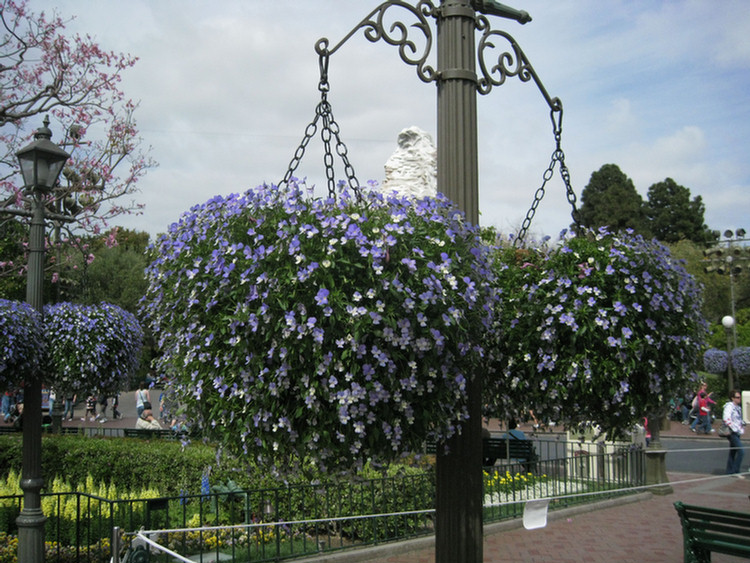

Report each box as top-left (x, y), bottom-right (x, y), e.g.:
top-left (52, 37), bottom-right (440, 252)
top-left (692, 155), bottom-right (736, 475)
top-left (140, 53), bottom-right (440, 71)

top-left (485, 229), bottom-right (708, 436)
top-left (142, 181), bottom-right (497, 471)
top-left (0, 0), bottom-right (154, 279)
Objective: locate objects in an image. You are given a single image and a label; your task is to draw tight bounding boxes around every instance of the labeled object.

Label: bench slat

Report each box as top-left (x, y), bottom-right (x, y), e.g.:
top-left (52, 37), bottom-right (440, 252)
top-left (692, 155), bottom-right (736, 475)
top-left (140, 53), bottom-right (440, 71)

top-left (674, 502), bottom-right (750, 563)
top-left (691, 531), bottom-right (750, 548)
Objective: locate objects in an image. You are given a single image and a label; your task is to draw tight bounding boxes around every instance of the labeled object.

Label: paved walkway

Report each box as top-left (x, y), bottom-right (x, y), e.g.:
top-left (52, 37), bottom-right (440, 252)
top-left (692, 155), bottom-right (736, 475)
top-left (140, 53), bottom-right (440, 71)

top-left (304, 471), bottom-right (748, 563)
top-left (307, 418), bottom-right (749, 563)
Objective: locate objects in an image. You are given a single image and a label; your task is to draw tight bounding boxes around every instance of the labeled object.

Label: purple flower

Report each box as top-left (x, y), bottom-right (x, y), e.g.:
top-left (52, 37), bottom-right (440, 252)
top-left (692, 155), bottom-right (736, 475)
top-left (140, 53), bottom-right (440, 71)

top-left (315, 288), bottom-right (330, 306)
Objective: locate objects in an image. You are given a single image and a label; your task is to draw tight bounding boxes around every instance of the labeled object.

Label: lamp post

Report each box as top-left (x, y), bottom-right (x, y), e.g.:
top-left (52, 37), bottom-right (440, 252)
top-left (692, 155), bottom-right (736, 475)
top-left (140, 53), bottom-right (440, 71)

top-left (722, 315), bottom-right (735, 392)
top-left (309, 2), bottom-right (558, 561)
top-left (13, 117), bottom-right (70, 563)
top-left (704, 229), bottom-right (748, 392)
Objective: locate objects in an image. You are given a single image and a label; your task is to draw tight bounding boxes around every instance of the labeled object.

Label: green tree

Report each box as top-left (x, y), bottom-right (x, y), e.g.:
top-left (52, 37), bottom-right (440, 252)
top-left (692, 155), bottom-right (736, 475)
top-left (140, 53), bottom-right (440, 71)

top-left (577, 164), bottom-right (649, 235)
top-left (0, 219), bottom-right (26, 300)
top-left (54, 228), bottom-right (150, 313)
top-left (668, 239), bottom-right (750, 324)
top-left (646, 178), bottom-right (713, 244)
top-left (82, 245), bottom-right (148, 313)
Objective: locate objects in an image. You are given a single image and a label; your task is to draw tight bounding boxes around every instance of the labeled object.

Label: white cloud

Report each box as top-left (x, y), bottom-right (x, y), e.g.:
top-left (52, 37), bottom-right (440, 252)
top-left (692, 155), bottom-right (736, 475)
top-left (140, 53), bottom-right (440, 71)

top-left (36, 0), bottom-right (750, 239)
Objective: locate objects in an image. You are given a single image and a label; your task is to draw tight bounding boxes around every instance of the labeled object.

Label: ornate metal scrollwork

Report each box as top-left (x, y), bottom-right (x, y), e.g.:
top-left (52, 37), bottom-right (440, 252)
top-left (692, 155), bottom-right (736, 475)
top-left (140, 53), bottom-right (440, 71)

top-left (315, 0), bottom-right (438, 85)
top-left (475, 15), bottom-right (560, 111)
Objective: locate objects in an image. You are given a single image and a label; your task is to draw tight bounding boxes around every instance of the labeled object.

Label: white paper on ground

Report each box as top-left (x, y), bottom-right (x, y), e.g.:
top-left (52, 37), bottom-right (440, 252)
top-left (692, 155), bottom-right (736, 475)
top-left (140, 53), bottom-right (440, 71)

top-left (523, 499), bottom-right (550, 530)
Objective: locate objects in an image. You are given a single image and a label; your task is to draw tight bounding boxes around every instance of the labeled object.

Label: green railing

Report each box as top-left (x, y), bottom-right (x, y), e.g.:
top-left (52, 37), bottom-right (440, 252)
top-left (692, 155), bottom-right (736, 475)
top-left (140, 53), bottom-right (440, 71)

top-left (0, 442), bottom-right (644, 563)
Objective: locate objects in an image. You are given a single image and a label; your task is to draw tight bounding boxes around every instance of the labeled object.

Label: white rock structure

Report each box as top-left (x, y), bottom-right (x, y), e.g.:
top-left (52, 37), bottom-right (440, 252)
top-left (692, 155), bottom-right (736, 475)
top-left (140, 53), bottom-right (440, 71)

top-left (381, 126), bottom-right (437, 198)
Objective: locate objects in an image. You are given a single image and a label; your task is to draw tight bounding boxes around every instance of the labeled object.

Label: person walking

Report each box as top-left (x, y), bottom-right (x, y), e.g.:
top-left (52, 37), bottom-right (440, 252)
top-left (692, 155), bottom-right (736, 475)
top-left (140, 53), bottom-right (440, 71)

top-left (135, 382), bottom-right (150, 418)
top-left (96, 394), bottom-right (108, 423)
top-left (62, 393), bottom-right (76, 421)
top-left (722, 388), bottom-right (746, 476)
top-left (691, 391), bottom-right (715, 433)
top-left (112, 393), bottom-right (122, 420)
top-left (82, 394), bottom-right (97, 422)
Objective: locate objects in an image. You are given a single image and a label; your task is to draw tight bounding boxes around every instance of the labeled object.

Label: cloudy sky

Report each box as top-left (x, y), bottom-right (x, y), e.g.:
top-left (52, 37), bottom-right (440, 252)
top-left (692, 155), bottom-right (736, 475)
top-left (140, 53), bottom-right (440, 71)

top-left (40, 0), bottom-right (750, 240)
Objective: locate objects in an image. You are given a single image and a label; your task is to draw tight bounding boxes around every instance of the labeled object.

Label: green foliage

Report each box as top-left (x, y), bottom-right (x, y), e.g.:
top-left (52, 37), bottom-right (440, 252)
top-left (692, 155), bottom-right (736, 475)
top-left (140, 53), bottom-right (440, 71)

top-left (0, 220), bottom-right (27, 302)
top-left (706, 308), bottom-right (750, 349)
top-left (0, 434), bottom-right (438, 558)
top-left (645, 178), bottom-right (712, 244)
top-left (578, 165), bottom-right (717, 246)
top-left (577, 164), bottom-right (649, 236)
top-left (667, 240), bottom-right (733, 323)
top-left (0, 435), bottom-right (249, 496)
top-left (88, 228), bottom-right (151, 255)
top-left (81, 246), bottom-right (148, 314)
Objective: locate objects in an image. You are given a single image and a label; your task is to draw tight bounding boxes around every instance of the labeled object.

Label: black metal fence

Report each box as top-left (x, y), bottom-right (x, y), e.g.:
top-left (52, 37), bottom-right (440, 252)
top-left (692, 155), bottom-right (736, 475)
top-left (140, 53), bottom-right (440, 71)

top-left (0, 439), bottom-right (644, 563)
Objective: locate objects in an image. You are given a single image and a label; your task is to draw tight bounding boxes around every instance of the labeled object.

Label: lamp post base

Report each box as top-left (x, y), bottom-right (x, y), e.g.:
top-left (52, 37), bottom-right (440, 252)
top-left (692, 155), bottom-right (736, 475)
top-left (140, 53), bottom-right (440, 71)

top-left (646, 416), bottom-right (674, 495)
top-left (16, 505), bottom-right (47, 563)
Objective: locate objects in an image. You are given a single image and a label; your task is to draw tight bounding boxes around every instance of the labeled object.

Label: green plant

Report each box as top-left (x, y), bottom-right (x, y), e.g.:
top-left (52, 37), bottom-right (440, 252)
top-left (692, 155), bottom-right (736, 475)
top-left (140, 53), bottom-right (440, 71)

top-left (487, 229), bottom-right (708, 436)
top-left (142, 181), bottom-right (497, 473)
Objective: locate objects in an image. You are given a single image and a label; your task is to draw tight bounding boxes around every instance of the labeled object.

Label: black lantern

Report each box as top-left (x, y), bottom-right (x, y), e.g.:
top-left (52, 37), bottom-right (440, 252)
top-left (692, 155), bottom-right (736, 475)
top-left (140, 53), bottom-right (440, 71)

top-left (16, 116), bottom-right (70, 191)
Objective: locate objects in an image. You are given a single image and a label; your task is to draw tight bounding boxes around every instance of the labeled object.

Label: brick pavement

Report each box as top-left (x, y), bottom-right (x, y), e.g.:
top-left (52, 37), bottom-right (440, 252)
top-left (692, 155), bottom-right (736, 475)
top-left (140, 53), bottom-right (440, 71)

top-left (353, 472), bottom-right (750, 563)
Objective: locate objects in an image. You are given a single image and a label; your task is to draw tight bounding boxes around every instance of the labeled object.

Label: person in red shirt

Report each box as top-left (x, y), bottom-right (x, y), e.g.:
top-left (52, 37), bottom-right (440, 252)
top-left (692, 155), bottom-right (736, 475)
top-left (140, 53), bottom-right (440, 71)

top-left (692, 391), bottom-right (715, 434)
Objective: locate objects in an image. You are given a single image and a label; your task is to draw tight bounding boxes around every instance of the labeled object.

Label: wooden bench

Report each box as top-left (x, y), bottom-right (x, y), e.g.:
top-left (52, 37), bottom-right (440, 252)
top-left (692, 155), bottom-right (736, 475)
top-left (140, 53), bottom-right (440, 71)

top-left (674, 501), bottom-right (750, 563)
top-left (426, 437), bottom-right (538, 471)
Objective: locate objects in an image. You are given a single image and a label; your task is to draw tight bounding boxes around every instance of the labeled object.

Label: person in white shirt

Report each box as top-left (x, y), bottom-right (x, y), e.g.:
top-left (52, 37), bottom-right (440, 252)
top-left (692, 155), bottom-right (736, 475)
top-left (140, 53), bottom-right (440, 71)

top-left (722, 389), bottom-right (745, 475)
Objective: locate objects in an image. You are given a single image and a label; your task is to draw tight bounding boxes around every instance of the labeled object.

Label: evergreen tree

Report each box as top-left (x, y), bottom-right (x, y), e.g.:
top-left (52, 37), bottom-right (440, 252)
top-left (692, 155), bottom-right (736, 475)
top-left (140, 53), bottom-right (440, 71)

top-left (646, 178), bottom-right (713, 244)
top-left (577, 164), bottom-right (649, 235)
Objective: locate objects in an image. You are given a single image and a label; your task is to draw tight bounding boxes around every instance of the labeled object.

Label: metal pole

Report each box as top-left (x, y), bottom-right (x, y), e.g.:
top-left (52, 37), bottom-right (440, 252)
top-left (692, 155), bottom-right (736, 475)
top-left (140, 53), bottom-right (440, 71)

top-left (112, 527), bottom-right (121, 563)
top-left (16, 191), bottom-right (47, 563)
top-left (726, 326), bottom-right (734, 392)
top-left (729, 269), bottom-right (737, 349)
top-left (437, 0), bottom-right (479, 223)
top-left (435, 2), bottom-right (483, 562)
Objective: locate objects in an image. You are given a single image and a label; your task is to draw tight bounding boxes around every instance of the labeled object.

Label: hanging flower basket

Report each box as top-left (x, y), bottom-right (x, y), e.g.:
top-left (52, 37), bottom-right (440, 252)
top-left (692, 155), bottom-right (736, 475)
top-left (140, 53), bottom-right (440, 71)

top-left (44, 302), bottom-right (143, 395)
top-left (703, 348), bottom-right (728, 375)
top-left (485, 228), bottom-right (707, 436)
top-left (0, 299), bottom-right (44, 386)
top-left (142, 180), bottom-right (497, 471)
top-left (730, 346), bottom-right (750, 377)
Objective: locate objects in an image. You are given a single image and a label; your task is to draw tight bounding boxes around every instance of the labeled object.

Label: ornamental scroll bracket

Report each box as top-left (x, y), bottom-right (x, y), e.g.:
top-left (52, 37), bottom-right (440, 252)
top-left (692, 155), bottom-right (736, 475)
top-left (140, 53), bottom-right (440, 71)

top-left (314, 0), bottom-right (559, 113)
top-left (475, 19), bottom-right (561, 112)
top-left (315, 0), bottom-right (438, 85)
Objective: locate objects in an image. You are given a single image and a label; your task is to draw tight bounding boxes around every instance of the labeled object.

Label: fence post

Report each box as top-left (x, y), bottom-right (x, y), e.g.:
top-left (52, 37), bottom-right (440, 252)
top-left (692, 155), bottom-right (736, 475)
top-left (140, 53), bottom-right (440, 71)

top-left (112, 526), bottom-right (121, 563)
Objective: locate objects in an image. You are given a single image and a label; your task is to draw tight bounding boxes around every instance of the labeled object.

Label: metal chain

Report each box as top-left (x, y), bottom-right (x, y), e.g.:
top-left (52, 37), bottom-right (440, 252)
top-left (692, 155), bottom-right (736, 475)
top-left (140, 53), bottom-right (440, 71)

top-left (279, 51), bottom-right (360, 201)
top-left (514, 105), bottom-right (581, 246)
top-left (280, 116), bottom-right (319, 189)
